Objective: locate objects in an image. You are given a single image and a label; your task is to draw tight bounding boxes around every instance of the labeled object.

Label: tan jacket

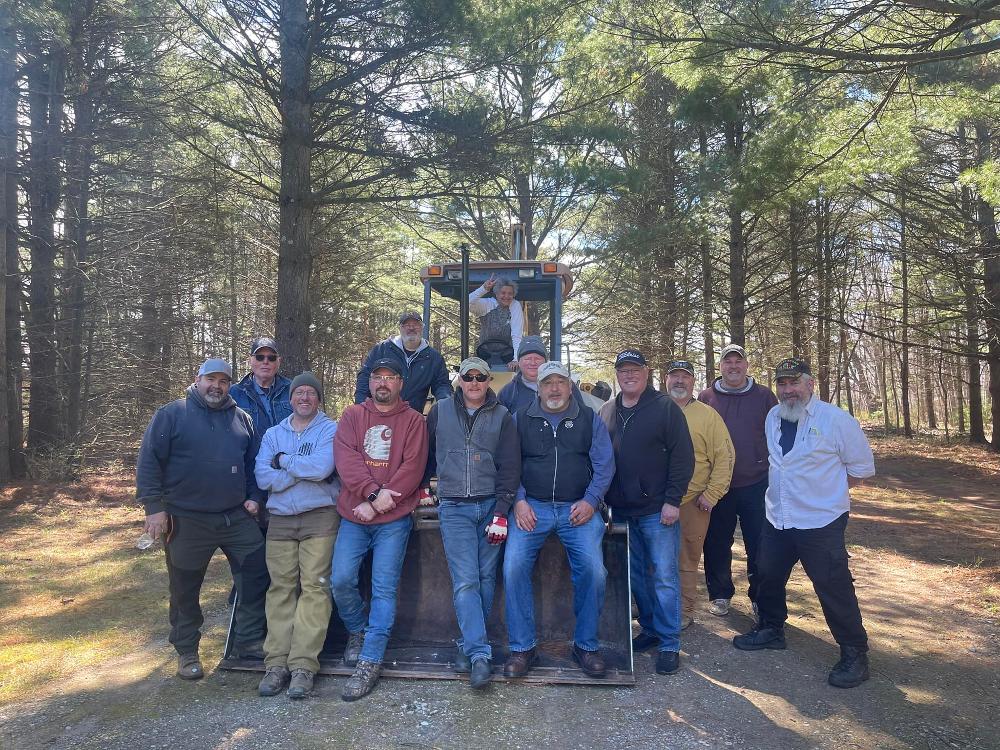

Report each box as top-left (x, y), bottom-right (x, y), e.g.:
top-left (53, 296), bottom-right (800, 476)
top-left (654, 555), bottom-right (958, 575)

top-left (679, 399), bottom-right (735, 506)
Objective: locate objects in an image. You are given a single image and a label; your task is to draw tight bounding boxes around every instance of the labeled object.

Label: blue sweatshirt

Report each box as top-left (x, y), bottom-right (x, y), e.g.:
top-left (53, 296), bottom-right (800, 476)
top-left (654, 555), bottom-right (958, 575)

top-left (136, 385), bottom-right (261, 515)
top-left (254, 411), bottom-right (340, 517)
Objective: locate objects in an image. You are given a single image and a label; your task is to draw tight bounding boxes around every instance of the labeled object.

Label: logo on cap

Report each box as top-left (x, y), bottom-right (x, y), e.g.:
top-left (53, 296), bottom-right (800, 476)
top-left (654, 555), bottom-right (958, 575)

top-left (615, 350), bottom-right (647, 368)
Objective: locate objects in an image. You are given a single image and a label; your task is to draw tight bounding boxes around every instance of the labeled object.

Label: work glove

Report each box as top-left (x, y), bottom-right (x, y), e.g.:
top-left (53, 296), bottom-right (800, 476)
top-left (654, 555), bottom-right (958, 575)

top-left (485, 514), bottom-right (508, 545)
top-left (418, 487), bottom-right (436, 506)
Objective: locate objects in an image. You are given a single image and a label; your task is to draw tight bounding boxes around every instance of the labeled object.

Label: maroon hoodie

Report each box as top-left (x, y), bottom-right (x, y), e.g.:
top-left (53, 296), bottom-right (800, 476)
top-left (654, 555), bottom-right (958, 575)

top-left (334, 398), bottom-right (428, 525)
top-left (698, 377), bottom-right (777, 489)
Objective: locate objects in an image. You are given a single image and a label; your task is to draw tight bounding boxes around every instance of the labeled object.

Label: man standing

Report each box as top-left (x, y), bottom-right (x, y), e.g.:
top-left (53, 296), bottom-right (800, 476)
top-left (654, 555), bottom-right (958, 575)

top-left (231, 336), bottom-right (293, 530)
top-left (231, 337), bottom-right (293, 454)
top-left (497, 336), bottom-right (548, 413)
top-left (136, 359), bottom-right (268, 680)
top-left (598, 351), bottom-right (694, 675)
top-left (469, 274), bottom-right (523, 369)
top-left (333, 359), bottom-right (429, 701)
top-left (355, 311), bottom-right (452, 414)
top-left (503, 361), bottom-right (615, 679)
top-left (699, 343), bottom-right (777, 617)
top-left (733, 359), bottom-right (875, 688)
top-left (425, 356), bottom-right (520, 689)
top-left (664, 360), bottom-right (735, 629)
top-left (254, 373), bottom-right (339, 700)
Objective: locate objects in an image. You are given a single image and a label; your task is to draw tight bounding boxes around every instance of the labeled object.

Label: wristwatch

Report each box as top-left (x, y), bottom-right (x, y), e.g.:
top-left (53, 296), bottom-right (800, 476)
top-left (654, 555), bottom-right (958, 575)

top-left (367, 490), bottom-right (379, 503)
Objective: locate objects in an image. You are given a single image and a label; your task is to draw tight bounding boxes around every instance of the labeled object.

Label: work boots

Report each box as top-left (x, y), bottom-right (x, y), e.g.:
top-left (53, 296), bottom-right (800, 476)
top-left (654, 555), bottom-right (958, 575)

top-left (258, 666), bottom-right (290, 697)
top-left (828, 645), bottom-right (870, 688)
top-left (342, 660), bottom-right (381, 701)
top-left (343, 631), bottom-right (364, 667)
top-left (287, 668), bottom-right (315, 699)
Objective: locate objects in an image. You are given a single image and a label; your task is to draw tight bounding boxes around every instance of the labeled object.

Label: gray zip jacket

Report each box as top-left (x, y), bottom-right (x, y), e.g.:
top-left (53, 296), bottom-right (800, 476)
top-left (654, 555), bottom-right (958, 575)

top-left (255, 411), bottom-right (340, 516)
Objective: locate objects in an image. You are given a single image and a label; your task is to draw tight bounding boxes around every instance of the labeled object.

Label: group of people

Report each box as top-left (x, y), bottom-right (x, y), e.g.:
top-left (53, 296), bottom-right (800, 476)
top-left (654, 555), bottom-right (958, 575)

top-left (137, 310), bottom-right (876, 703)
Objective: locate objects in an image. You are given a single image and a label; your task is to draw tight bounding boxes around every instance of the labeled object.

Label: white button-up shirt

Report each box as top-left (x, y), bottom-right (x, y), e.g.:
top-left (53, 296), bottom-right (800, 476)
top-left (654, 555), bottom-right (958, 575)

top-left (764, 396), bottom-right (875, 530)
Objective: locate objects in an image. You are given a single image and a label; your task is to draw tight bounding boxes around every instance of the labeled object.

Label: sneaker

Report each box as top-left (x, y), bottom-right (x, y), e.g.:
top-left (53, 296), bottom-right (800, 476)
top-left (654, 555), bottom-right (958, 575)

top-left (177, 652), bottom-right (203, 681)
top-left (709, 598), bottom-right (731, 616)
top-left (680, 615), bottom-right (693, 631)
top-left (469, 657), bottom-right (492, 689)
top-left (828, 646), bottom-right (870, 688)
top-left (343, 631), bottom-right (364, 667)
top-left (655, 650), bottom-right (680, 675)
top-left (632, 632), bottom-right (659, 652)
top-left (258, 666), bottom-right (289, 697)
top-left (287, 668), bottom-right (315, 699)
top-left (733, 626), bottom-right (787, 651)
top-left (342, 660), bottom-right (381, 702)
top-left (234, 641), bottom-right (266, 660)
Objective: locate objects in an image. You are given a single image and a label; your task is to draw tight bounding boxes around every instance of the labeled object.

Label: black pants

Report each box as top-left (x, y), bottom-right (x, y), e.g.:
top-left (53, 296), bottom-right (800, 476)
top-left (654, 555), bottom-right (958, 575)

top-left (755, 512), bottom-right (868, 648)
top-left (703, 478), bottom-right (767, 601)
top-left (164, 509), bottom-right (268, 655)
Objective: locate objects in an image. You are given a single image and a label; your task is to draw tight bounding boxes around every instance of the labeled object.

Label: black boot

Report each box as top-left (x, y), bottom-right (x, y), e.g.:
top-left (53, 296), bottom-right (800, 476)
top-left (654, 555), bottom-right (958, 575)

top-left (828, 645), bottom-right (869, 688)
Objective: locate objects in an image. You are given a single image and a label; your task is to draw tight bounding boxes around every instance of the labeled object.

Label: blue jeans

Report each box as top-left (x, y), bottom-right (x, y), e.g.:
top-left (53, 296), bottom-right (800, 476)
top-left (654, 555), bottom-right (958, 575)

top-left (438, 498), bottom-right (502, 661)
top-left (627, 510), bottom-right (682, 652)
top-left (504, 499), bottom-right (607, 652)
top-left (330, 515), bottom-right (412, 664)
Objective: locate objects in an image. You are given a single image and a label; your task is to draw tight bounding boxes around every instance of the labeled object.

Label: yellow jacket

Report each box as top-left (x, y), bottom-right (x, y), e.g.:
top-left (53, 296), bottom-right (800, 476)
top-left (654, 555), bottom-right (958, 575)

top-left (679, 399), bottom-right (735, 506)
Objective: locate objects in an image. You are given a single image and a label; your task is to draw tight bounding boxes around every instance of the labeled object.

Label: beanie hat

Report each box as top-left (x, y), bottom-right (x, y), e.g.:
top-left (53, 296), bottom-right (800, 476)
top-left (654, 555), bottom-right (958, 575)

top-left (290, 371), bottom-right (323, 402)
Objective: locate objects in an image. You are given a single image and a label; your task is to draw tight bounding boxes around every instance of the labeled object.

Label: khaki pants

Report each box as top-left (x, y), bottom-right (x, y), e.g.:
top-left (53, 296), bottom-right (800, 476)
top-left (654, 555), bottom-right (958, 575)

top-left (264, 532), bottom-right (337, 672)
top-left (679, 501), bottom-right (712, 617)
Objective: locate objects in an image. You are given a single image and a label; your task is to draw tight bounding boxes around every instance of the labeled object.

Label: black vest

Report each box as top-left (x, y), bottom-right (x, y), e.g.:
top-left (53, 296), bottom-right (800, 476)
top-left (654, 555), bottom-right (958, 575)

top-left (517, 398), bottom-right (594, 502)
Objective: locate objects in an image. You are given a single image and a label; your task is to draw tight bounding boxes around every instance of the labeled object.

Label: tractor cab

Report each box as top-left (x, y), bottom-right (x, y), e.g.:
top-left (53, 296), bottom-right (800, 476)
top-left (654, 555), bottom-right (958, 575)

top-left (419, 259), bottom-right (573, 391)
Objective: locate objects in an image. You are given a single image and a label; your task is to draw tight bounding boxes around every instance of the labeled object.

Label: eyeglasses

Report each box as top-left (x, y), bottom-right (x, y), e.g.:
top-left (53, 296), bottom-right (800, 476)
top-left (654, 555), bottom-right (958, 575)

top-left (460, 373), bottom-right (489, 382)
top-left (254, 354), bottom-right (278, 362)
top-left (371, 375), bottom-right (400, 383)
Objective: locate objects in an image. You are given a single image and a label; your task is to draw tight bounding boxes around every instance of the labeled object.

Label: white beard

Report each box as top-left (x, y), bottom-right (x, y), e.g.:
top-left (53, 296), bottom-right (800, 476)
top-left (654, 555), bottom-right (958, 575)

top-left (669, 385), bottom-right (690, 400)
top-left (777, 400), bottom-right (807, 422)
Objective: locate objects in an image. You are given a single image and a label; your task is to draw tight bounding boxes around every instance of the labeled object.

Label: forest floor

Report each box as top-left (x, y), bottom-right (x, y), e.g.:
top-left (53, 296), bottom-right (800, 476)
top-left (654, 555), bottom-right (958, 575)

top-left (0, 435), bottom-right (997, 750)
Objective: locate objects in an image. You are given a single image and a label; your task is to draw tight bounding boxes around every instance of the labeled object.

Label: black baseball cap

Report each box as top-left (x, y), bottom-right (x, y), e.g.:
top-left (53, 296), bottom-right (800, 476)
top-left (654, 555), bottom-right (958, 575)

top-left (775, 358), bottom-right (811, 379)
top-left (615, 349), bottom-right (647, 368)
top-left (667, 360), bottom-right (695, 376)
top-left (398, 311), bottom-right (422, 325)
top-left (370, 358), bottom-right (405, 378)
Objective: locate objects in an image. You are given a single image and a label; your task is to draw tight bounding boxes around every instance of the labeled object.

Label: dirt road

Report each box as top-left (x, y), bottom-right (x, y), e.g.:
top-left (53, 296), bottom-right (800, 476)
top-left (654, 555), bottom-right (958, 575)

top-left (0, 435), bottom-right (996, 749)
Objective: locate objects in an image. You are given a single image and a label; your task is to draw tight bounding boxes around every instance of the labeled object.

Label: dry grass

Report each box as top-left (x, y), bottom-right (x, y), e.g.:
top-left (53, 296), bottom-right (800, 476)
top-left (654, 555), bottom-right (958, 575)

top-left (0, 472), bottom-right (230, 705)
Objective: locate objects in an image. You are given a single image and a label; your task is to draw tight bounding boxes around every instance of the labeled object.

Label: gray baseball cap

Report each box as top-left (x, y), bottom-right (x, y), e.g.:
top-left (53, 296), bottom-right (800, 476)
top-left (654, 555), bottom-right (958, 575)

top-left (459, 357), bottom-right (491, 376)
top-left (198, 358), bottom-right (233, 379)
top-left (537, 361), bottom-right (570, 383)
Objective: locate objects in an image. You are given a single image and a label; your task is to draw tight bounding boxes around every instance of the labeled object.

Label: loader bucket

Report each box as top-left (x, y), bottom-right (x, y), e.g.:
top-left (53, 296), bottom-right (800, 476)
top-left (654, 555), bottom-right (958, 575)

top-left (220, 506), bottom-right (634, 686)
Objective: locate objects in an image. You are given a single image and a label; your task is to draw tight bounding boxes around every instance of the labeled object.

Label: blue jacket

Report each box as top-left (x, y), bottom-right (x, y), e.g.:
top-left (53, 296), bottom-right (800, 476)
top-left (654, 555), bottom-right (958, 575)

top-left (355, 336), bottom-right (452, 414)
top-left (230, 373), bottom-right (293, 456)
top-left (255, 411), bottom-right (340, 517)
top-left (514, 396), bottom-right (614, 508)
top-left (136, 385), bottom-right (262, 516)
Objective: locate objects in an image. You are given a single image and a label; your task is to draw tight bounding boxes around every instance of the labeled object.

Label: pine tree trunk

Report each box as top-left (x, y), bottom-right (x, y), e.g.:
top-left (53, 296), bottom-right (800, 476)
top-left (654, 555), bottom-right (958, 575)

top-left (275, 0), bottom-right (314, 375)
top-left (25, 44), bottom-right (65, 453)
top-left (0, 4), bottom-right (15, 481)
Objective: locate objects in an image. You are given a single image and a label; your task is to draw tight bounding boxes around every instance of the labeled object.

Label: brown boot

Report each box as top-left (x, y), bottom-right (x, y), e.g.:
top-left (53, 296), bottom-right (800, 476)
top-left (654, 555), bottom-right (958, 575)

top-left (177, 652), bottom-right (203, 681)
top-left (571, 644), bottom-right (606, 678)
top-left (503, 648), bottom-right (538, 678)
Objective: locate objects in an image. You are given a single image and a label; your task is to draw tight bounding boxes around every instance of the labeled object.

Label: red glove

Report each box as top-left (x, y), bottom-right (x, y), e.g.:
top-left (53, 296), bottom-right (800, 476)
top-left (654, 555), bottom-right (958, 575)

top-left (485, 515), bottom-right (508, 545)
top-left (417, 487), bottom-right (436, 506)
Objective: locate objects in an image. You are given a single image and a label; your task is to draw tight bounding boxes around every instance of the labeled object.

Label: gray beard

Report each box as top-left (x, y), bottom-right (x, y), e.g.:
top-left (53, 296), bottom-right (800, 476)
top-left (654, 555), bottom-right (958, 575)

top-left (401, 334), bottom-right (421, 350)
top-left (204, 392), bottom-right (226, 408)
top-left (777, 400), bottom-right (807, 422)
top-left (669, 386), bottom-right (690, 400)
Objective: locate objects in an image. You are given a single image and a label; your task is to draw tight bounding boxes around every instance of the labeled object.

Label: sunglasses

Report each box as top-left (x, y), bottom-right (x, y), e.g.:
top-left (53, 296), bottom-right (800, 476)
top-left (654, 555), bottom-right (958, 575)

top-left (460, 373), bottom-right (489, 382)
top-left (254, 354), bottom-right (278, 362)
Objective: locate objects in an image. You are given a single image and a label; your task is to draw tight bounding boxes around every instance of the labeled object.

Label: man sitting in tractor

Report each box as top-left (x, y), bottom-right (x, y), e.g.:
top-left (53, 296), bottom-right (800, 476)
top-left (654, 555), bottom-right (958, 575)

top-left (469, 274), bottom-right (523, 370)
